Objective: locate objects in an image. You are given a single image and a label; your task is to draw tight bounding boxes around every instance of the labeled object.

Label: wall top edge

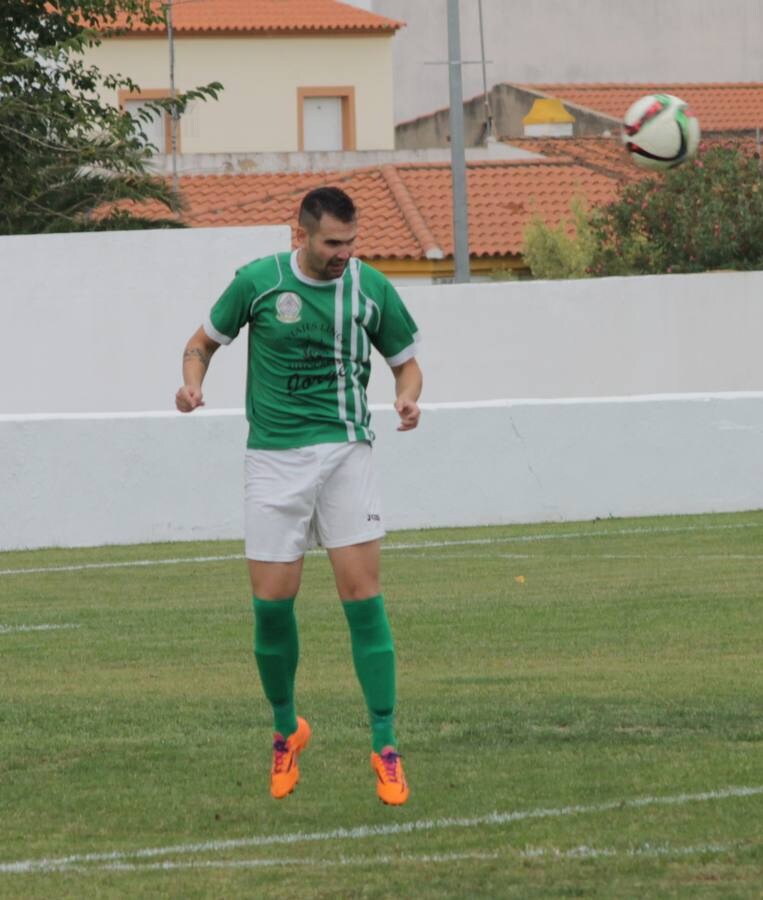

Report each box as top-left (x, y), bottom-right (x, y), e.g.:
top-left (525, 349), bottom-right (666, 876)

top-left (2, 392), bottom-right (763, 423)
top-left (0, 225), bottom-right (290, 245)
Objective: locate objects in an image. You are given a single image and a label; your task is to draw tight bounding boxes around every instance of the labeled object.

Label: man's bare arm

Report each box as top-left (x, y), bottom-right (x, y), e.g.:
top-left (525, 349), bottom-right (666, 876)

top-left (390, 357), bottom-right (422, 432)
top-left (175, 326), bottom-right (221, 412)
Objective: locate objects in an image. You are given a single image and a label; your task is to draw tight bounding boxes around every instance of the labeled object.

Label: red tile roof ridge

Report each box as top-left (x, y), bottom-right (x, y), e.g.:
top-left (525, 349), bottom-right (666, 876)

top-left (157, 157), bottom-right (587, 188)
top-left (522, 81), bottom-right (763, 89)
top-left (172, 164), bottom-right (385, 183)
top-left (111, 0), bottom-right (403, 35)
top-left (388, 157), bottom-right (589, 171)
top-left (379, 164), bottom-right (443, 259)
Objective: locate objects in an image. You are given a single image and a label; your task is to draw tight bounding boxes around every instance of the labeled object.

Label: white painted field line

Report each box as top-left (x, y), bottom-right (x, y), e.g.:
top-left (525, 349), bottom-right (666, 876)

top-left (408, 551), bottom-right (763, 562)
top-left (397, 551), bottom-right (763, 562)
top-left (0, 624), bottom-right (80, 635)
top-left (2, 785), bottom-right (760, 876)
top-left (521, 841), bottom-right (735, 861)
top-left (102, 850), bottom-right (499, 873)
top-left (22, 841), bottom-right (742, 876)
top-left (64, 842), bottom-right (741, 875)
top-left (2, 520), bottom-right (762, 577)
top-left (0, 554), bottom-right (243, 577)
top-left (384, 521), bottom-right (763, 549)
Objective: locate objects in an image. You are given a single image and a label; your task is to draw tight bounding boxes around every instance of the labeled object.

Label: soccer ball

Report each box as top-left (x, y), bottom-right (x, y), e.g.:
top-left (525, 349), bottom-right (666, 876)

top-left (622, 93), bottom-right (700, 171)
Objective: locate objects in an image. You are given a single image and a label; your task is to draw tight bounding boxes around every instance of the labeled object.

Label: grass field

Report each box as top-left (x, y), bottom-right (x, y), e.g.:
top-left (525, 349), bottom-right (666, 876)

top-left (1, 511), bottom-right (762, 898)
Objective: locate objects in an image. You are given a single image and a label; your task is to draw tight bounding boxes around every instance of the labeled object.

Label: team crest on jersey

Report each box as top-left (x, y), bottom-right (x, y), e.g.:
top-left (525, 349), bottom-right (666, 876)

top-left (275, 292), bottom-right (302, 323)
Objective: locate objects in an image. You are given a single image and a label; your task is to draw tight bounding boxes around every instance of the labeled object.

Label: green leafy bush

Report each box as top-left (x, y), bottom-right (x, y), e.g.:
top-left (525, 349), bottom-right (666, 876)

top-left (589, 146), bottom-right (763, 276)
top-left (522, 197), bottom-right (595, 280)
top-left (520, 146), bottom-right (763, 279)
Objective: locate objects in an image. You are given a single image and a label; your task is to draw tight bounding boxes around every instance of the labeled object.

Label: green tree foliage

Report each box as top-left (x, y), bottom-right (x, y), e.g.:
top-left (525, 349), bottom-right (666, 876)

top-left (588, 146), bottom-right (763, 275)
top-left (0, 1), bottom-right (222, 234)
top-left (522, 197), bottom-right (595, 280)
top-left (520, 146), bottom-right (763, 279)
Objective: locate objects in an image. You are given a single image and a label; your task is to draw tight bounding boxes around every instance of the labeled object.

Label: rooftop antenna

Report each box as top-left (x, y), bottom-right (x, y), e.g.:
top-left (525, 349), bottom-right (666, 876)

top-left (166, 0), bottom-right (178, 195)
top-left (477, 0), bottom-right (494, 142)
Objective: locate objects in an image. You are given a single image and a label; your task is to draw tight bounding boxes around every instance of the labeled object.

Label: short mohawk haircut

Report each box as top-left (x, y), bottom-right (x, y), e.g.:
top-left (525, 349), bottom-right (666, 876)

top-left (298, 186), bottom-right (356, 230)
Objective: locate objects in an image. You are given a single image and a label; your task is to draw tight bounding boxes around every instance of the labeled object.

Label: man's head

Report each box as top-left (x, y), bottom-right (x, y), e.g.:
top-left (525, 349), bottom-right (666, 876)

top-left (296, 187), bottom-right (358, 281)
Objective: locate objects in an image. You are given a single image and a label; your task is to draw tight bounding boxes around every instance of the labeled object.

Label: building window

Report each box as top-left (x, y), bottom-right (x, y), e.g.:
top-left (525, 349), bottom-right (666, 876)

top-left (118, 90), bottom-right (177, 154)
top-left (297, 87), bottom-right (356, 152)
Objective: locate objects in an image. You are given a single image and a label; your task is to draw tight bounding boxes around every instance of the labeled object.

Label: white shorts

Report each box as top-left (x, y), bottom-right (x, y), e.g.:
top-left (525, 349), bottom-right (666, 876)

top-left (244, 441), bottom-right (385, 562)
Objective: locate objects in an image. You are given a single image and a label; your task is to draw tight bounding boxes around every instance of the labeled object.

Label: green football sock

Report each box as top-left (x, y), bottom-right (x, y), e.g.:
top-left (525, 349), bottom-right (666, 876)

top-left (342, 594), bottom-right (397, 753)
top-left (252, 596), bottom-right (299, 737)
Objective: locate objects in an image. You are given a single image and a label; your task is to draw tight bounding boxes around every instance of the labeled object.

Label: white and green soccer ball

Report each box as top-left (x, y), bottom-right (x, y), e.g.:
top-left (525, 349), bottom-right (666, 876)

top-left (622, 93), bottom-right (701, 171)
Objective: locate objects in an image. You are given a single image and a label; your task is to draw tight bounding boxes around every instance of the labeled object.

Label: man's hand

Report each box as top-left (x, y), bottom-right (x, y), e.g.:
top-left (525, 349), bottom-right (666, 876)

top-left (175, 385), bottom-right (205, 413)
top-left (395, 397), bottom-right (420, 431)
top-left (176, 328), bottom-right (220, 413)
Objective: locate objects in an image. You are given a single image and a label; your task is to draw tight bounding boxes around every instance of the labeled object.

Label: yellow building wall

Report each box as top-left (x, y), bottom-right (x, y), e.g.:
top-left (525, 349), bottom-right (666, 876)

top-left (86, 35), bottom-right (396, 153)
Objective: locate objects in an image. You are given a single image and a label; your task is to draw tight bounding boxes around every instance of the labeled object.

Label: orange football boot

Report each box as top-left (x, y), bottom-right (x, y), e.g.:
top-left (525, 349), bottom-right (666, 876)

top-left (270, 716), bottom-right (311, 799)
top-left (370, 747), bottom-right (409, 805)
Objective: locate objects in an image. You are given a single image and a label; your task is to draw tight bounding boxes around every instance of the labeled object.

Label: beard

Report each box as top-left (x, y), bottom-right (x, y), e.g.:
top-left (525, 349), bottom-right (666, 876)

top-left (299, 244), bottom-right (351, 281)
top-left (325, 257), bottom-right (349, 277)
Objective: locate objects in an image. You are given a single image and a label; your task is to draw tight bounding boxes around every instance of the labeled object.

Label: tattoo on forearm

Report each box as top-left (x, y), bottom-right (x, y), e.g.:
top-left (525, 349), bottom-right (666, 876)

top-left (183, 347), bottom-right (210, 369)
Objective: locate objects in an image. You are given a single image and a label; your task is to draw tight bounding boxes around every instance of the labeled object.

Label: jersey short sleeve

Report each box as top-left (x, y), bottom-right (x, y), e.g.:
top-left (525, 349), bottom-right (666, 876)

top-left (362, 265), bottom-right (420, 366)
top-left (203, 266), bottom-right (256, 345)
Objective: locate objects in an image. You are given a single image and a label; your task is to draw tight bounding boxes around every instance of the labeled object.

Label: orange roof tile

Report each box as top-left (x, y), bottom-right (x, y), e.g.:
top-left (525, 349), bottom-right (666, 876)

top-left (173, 168), bottom-right (424, 256)
top-left (115, 159), bottom-right (620, 260)
top-left (114, 0), bottom-right (403, 35)
top-left (399, 160), bottom-right (618, 258)
top-left (506, 134), bottom-right (760, 179)
top-left (524, 83), bottom-right (763, 132)
top-left (505, 136), bottom-right (642, 181)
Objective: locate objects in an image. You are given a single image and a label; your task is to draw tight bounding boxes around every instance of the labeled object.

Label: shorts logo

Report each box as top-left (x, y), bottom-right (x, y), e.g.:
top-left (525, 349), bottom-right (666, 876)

top-left (275, 292), bottom-right (302, 323)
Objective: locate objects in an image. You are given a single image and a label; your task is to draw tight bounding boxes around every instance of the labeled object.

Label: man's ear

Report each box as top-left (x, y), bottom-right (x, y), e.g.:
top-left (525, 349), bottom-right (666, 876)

top-left (295, 224), bottom-right (307, 245)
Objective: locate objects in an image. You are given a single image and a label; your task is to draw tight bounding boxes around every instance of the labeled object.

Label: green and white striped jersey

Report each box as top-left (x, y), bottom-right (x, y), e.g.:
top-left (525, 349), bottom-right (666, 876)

top-left (204, 251), bottom-right (420, 450)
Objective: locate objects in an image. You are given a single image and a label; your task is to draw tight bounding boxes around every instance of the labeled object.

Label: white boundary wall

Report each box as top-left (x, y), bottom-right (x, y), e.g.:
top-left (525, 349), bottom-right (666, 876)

top-left (2, 394), bottom-right (763, 551)
top-left (2, 228), bottom-right (763, 550)
top-left (400, 271), bottom-right (763, 402)
top-left (4, 229), bottom-right (763, 413)
top-left (1, 226), bottom-right (290, 416)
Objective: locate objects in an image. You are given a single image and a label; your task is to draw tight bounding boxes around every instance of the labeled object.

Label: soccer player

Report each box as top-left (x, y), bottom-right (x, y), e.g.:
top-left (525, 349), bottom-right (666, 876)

top-left (175, 187), bottom-right (422, 805)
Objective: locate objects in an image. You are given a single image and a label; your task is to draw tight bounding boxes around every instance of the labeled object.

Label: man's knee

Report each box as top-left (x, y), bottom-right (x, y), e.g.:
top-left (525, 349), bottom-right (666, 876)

top-left (337, 576), bottom-right (381, 601)
top-left (328, 541), bottom-right (381, 600)
top-left (248, 559), bottom-right (304, 599)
